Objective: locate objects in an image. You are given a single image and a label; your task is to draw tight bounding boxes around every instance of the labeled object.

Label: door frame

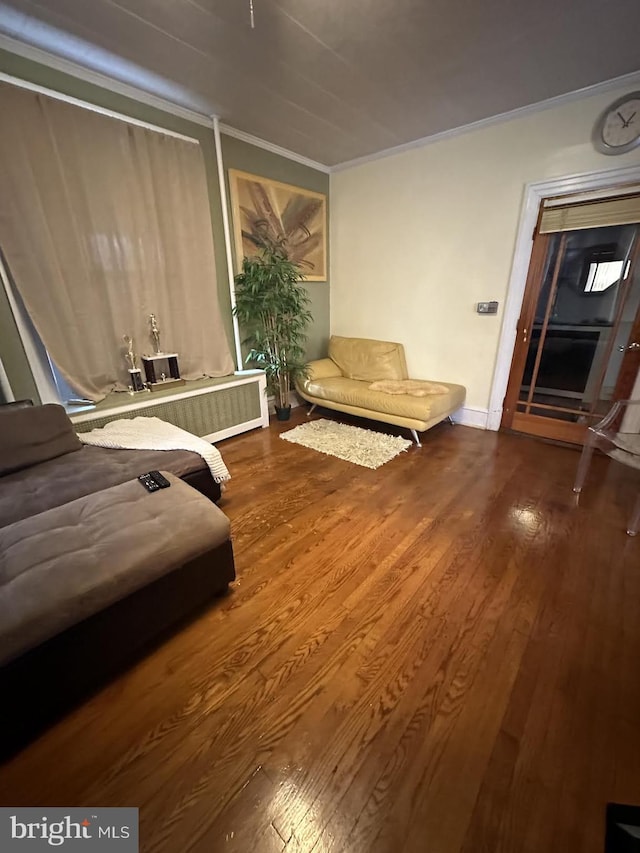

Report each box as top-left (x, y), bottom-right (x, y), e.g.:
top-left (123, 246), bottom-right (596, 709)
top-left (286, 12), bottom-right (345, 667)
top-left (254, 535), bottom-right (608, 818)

top-left (487, 163), bottom-right (640, 431)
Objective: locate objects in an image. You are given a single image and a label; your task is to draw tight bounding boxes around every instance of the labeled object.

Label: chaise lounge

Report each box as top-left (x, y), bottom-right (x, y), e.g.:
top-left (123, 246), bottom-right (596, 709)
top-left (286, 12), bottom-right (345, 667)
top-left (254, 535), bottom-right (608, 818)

top-left (296, 335), bottom-right (466, 445)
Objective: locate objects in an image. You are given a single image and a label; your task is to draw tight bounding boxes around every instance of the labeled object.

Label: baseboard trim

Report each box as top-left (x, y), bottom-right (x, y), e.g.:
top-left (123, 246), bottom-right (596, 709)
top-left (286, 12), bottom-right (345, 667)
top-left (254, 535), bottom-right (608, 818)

top-left (281, 397), bottom-right (493, 432)
top-left (203, 415), bottom-right (268, 444)
top-left (486, 410), bottom-right (503, 431)
top-left (452, 406), bottom-right (491, 430)
top-left (267, 393), bottom-right (303, 415)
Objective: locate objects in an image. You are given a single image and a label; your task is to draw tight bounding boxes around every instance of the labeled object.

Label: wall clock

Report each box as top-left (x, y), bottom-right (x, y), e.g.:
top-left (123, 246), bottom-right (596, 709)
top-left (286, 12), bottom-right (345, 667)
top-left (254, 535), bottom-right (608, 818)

top-left (593, 92), bottom-right (640, 155)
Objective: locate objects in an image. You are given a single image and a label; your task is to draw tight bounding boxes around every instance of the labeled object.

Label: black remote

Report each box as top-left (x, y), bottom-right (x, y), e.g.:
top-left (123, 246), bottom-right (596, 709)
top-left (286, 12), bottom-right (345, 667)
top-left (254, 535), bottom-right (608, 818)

top-left (149, 471), bottom-right (171, 489)
top-left (138, 473), bottom-right (160, 492)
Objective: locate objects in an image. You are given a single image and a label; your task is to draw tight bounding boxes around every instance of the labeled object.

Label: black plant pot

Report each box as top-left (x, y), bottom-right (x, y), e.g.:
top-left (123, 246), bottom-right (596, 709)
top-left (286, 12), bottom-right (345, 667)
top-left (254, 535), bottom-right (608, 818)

top-left (275, 405), bottom-right (292, 422)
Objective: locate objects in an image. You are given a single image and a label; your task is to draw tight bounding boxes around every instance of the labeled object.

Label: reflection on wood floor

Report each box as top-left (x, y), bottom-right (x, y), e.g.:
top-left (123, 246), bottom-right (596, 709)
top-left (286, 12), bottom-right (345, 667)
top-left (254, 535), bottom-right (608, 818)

top-left (1, 407), bottom-right (639, 853)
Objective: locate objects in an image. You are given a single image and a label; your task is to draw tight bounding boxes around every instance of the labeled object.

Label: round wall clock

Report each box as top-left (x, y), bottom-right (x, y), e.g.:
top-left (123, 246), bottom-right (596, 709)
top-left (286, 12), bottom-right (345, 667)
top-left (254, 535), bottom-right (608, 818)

top-left (593, 92), bottom-right (640, 155)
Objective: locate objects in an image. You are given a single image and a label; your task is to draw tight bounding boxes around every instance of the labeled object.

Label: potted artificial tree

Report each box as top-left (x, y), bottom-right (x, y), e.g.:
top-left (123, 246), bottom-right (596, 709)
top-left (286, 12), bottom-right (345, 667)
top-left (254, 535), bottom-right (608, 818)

top-left (233, 244), bottom-right (312, 421)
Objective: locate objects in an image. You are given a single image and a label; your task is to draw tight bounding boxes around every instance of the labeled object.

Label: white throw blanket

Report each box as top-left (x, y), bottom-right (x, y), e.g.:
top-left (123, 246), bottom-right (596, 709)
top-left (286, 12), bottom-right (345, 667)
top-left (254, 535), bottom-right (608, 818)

top-left (79, 416), bottom-right (231, 483)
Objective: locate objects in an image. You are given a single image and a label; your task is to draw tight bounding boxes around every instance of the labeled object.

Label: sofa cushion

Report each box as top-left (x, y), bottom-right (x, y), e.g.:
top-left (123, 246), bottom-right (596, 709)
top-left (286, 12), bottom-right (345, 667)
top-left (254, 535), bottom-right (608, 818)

top-left (368, 379), bottom-right (450, 396)
top-left (303, 375), bottom-right (465, 421)
top-left (0, 403), bottom-right (81, 476)
top-left (0, 444), bottom-right (209, 529)
top-left (328, 336), bottom-right (408, 382)
top-left (0, 473), bottom-right (230, 666)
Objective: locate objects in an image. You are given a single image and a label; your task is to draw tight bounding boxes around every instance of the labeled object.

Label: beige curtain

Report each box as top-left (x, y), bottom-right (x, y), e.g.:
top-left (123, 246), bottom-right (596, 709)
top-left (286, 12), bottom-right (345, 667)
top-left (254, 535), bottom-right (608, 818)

top-left (0, 82), bottom-right (234, 401)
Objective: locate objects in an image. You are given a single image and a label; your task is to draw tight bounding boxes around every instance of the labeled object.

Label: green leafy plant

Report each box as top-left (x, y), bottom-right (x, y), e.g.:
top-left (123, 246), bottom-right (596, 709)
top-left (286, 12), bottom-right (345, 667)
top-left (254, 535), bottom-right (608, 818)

top-left (233, 245), bottom-right (312, 412)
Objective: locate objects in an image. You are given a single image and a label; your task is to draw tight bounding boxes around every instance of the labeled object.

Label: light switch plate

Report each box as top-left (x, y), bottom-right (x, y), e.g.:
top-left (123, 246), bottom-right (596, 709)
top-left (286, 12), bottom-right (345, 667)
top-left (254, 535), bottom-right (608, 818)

top-left (477, 301), bottom-right (499, 314)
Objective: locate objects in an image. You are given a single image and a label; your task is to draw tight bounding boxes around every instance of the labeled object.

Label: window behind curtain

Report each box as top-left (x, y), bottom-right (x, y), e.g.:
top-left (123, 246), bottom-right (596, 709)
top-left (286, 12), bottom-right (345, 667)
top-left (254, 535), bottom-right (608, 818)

top-left (0, 80), bottom-right (234, 403)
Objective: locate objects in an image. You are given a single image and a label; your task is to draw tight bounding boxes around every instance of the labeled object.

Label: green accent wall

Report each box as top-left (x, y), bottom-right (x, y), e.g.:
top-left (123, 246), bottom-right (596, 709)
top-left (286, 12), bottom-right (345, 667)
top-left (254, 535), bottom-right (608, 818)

top-left (0, 48), bottom-right (330, 397)
top-left (221, 134), bottom-right (330, 362)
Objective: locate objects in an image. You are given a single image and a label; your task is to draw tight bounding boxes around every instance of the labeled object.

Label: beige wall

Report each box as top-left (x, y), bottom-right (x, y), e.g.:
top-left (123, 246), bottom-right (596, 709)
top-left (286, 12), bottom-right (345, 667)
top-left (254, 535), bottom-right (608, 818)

top-left (330, 84), bottom-right (640, 414)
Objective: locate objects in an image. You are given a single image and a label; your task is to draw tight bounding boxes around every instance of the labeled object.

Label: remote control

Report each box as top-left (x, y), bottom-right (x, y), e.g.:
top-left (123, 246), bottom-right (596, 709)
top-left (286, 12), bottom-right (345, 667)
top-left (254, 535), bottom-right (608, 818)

top-left (138, 473), bottom-right (160, 492)
top-left (149, 471), bottom-right (171, 489)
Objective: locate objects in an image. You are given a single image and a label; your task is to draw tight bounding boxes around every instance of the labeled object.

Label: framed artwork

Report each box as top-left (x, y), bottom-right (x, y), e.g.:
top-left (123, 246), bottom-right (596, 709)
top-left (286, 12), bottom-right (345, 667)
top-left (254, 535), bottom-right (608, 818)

top-left (228, 169), bottom-right (327, 281)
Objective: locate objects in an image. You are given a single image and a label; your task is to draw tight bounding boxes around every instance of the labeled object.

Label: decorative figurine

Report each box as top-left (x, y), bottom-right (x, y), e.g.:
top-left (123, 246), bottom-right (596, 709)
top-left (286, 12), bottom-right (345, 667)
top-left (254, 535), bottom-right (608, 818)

top-left (123, 334), bottom-right (136, 371)
top-left (149, 314), bottom-right (162, 354)
top-left (122, 334), bottom-right (146, 393)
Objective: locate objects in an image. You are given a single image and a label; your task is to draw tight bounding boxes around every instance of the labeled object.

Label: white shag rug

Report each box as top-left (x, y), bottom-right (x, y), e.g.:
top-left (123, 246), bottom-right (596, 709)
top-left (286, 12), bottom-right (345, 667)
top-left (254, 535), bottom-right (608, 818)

top-left (280, 418), bottom-right (412, 469)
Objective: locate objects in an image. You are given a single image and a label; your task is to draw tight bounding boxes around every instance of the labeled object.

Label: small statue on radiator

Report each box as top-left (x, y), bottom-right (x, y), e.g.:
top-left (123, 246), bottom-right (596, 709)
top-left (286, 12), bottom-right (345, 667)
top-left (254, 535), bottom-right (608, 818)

top-left (149, 313), bottom-right (162, 354)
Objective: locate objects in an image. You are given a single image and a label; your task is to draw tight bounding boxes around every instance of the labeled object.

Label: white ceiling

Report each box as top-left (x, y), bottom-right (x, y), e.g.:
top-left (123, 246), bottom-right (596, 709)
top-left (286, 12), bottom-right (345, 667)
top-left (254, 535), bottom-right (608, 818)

top-left (1, 0), bottom-right (640, 167)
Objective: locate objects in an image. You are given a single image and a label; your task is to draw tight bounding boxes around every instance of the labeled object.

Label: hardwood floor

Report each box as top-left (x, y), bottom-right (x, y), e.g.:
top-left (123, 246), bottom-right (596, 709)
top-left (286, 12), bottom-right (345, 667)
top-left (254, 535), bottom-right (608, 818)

top-left (1, 408), bottom-right (639, 852)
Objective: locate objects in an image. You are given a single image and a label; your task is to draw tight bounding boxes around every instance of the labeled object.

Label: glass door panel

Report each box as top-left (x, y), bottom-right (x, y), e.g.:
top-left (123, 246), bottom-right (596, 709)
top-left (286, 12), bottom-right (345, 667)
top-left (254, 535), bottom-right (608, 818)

top-left (505, 222), bottom-right (640, 443)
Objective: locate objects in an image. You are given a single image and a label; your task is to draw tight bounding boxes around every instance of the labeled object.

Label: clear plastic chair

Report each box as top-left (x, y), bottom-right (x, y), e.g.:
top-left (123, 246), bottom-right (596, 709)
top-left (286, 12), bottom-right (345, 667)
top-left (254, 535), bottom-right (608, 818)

top-left (573, 399), bottom-right (640, 535)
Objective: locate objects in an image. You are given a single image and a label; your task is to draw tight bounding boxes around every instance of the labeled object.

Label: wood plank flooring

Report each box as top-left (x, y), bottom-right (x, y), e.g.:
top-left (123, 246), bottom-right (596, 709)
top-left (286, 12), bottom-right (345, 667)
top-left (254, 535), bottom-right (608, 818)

top-left (1, 408), bottom-right (639, 852)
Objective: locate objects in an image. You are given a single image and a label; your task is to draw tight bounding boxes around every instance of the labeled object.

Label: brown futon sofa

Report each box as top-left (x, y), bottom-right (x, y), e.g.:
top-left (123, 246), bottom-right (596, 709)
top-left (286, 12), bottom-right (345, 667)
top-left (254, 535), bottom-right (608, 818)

top-left (0, 403), bottom-right (235, 757)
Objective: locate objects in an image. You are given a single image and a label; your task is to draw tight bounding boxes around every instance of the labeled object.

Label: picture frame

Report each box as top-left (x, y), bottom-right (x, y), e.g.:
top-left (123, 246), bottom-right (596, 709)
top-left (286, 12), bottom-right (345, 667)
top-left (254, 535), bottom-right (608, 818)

top-left (228, 169), bottom-right (327, 281)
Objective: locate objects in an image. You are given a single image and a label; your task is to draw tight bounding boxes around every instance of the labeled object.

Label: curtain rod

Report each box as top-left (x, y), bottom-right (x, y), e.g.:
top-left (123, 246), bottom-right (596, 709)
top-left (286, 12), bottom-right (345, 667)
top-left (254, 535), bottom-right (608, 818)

top-left (0, 72), bottom-right (200, 144)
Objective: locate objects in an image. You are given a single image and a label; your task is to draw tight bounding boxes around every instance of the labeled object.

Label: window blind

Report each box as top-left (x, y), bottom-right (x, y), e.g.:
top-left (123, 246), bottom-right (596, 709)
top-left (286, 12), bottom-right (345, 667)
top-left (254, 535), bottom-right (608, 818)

top-left (539, 193), bottom-right (640, 233)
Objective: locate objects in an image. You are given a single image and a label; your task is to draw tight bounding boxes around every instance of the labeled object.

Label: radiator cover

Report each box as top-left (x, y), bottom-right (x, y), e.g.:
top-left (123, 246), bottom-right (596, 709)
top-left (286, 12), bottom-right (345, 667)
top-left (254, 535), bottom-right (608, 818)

top-left (71, 373), bottom-right (268, 441)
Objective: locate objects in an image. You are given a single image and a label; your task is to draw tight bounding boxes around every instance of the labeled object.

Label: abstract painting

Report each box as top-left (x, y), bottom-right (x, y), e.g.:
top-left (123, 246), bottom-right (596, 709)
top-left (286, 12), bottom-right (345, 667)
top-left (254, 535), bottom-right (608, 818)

top-left (228, 169), bottom-right (327, 281)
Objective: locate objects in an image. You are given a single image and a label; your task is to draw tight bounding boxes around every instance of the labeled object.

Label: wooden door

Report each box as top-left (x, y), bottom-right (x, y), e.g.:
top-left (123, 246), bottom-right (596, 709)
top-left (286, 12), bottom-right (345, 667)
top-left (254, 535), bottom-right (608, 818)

top-left (502, 220), bottom-right (640, 444)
